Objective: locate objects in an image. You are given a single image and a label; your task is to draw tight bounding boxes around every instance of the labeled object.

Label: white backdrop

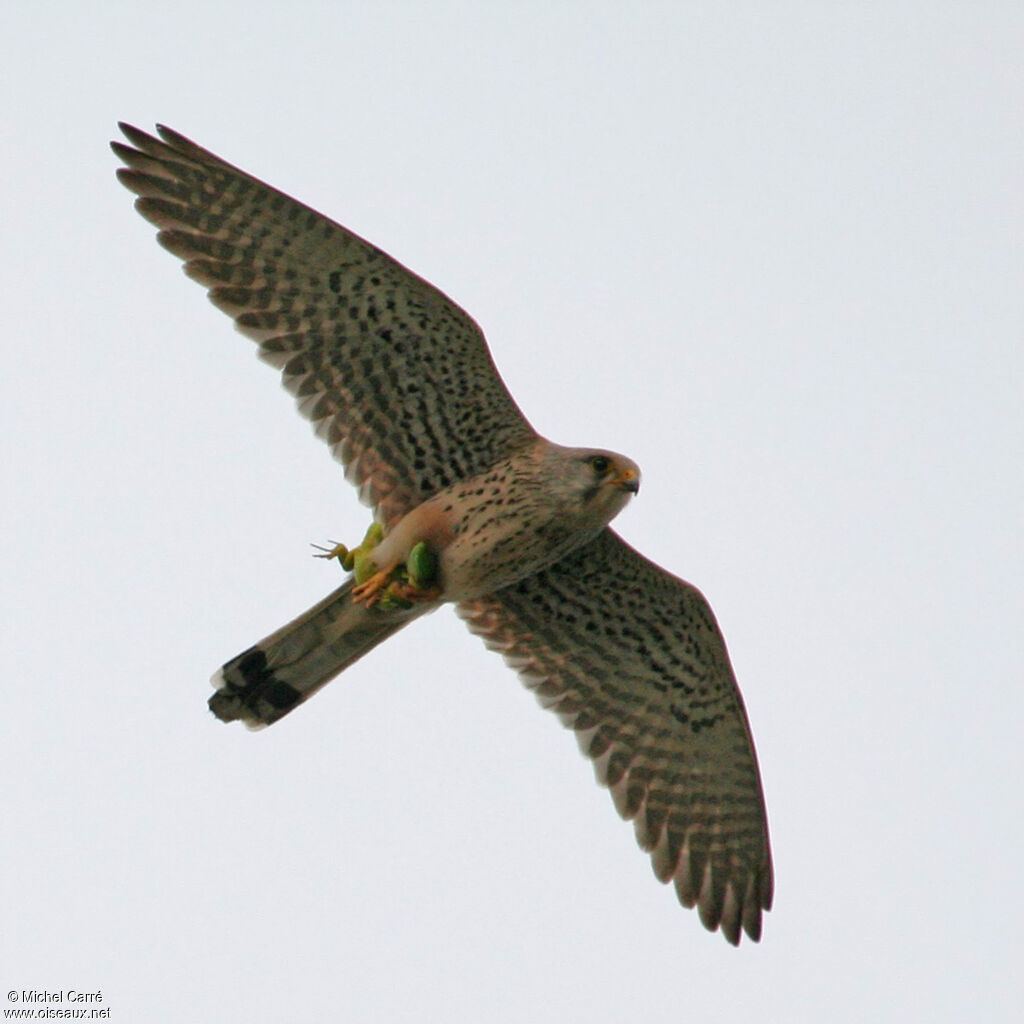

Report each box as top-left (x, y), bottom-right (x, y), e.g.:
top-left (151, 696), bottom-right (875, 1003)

top-left (2, 4), bottom-right (1021, 1022)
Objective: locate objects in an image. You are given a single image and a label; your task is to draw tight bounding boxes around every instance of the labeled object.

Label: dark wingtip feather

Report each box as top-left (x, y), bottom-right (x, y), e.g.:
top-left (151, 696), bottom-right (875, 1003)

top-left (154, 123), bottom-right (236, 170)
top-left (155, 122), bottom-right (184, 144)
top-left (114, 166), bottom-right (138, 192)
top-left (116, 121), bottom-right (159, 152)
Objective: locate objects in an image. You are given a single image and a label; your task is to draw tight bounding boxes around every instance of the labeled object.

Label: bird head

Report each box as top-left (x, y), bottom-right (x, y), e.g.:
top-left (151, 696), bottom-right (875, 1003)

top-left (552, 447), bottom-right (641, 529)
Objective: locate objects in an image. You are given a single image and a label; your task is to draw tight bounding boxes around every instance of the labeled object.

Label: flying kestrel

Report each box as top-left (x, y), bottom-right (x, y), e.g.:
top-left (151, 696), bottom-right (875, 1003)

top-left (113, 123), bottom-right (773, 944)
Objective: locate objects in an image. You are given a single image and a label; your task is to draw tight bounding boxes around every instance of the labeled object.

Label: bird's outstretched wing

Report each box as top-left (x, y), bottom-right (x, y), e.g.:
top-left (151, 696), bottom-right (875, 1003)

top-left (458, 528), bottom-right (773, 944)
top-left (112, 123), bottom-right (536, 526)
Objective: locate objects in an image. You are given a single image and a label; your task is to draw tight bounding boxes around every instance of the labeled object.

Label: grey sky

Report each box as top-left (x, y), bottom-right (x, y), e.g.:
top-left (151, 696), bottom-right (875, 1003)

top-left (2, 3), bottom-right (1021, 1021)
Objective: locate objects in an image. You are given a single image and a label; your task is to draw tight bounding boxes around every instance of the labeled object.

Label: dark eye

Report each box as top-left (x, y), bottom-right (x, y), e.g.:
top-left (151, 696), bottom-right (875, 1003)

top-left (589, 455), bottom-right (610, 475)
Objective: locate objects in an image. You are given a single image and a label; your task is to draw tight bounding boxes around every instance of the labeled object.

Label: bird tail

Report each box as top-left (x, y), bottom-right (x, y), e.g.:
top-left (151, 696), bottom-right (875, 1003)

top-left (209, 578), bottom-right (435, 728)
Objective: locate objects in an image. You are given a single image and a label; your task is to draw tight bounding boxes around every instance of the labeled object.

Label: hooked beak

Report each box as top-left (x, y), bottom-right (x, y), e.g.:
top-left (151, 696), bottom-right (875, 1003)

top-left (614, 467), bottom-right (640, 495)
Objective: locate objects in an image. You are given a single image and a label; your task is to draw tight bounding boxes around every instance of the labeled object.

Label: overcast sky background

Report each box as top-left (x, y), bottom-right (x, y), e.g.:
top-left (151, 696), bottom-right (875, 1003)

top-left (2, 3), bottom-right (1021, 1021)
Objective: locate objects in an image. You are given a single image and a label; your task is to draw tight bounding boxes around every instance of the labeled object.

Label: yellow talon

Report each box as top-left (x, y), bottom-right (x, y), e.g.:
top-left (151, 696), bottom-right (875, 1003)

top-left (352, 565), bottom-right (399, 607)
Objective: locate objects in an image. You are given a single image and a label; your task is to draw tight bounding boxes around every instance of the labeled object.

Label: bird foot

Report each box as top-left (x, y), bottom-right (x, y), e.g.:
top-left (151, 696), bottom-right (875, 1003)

top-left (352, 566), bottom-right (401, 608)
top-left (384, 580), bottom-right (444, 605)
top-left (353, 561), bottom-right (442, 610)
top-left (322, 523), bottom-right (441, 612)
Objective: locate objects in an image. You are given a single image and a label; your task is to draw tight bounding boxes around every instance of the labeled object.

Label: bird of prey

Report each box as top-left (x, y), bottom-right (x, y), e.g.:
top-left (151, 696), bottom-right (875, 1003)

top-left (113, 123), bottom-right (773, 944)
